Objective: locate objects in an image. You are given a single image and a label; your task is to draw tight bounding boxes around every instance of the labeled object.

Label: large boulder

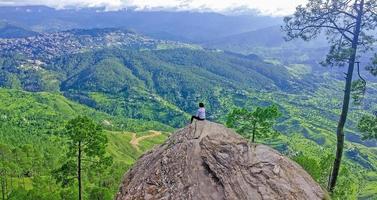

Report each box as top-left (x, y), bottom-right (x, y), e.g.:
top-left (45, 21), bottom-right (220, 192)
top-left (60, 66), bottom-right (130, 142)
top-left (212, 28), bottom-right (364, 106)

top-left (116, 120), bottom-right (328, 200)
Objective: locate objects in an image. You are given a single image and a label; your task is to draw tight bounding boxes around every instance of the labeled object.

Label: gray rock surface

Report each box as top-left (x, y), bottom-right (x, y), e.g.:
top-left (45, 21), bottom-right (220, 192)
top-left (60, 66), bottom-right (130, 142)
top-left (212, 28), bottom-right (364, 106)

top-left (116, 120), bottom-right (327, 200)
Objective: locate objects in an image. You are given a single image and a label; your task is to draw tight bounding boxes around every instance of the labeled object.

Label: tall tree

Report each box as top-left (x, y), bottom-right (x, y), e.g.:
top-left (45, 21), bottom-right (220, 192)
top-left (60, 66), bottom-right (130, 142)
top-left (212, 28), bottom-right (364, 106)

top-left (283, 0), bottom-right (377, 192)
top-left (226, 105), bottom-right (281, 143)
top-left (54, 116), bottom-right (112, 200)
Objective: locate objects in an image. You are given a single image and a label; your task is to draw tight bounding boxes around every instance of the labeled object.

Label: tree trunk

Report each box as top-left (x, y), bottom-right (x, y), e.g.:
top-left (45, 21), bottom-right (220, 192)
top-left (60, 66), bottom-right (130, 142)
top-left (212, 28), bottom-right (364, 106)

top-left (10, 175), bottom-right (13, 193)
top-left (22, 176), bottom-right (25, 190)
top-left (329, 0), bottom-right (364, 192)
top-left (1, 152), bottom-right (5, 200)
top-left (251, 122), bottom-right (256, 143)
top-left (48, 176), bottom-right (52, 193)
top-left (3, 174), bottom-right (6, 200)
top-left (1, 171), bottom-right (5, 200)
top-left (78, 142), bottom-right (82, 200)
top-left (3, 175), bottom-right (6, 200)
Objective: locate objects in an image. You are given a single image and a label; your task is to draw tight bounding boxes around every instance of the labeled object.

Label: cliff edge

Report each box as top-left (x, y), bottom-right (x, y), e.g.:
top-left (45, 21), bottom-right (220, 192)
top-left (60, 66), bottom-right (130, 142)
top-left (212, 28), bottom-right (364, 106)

top-left (116, 120), bottom-right (327, 200)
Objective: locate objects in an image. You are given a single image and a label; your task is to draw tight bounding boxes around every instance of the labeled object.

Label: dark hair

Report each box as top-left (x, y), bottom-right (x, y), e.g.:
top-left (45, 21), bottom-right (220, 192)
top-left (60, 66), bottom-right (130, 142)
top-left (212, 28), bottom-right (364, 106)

top-left (199, 103), bottom-right (204, 107)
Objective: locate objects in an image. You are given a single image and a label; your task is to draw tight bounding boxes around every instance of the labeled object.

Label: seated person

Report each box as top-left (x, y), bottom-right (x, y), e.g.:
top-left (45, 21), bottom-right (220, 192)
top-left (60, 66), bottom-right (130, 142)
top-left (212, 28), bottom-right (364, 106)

top-left (191, 103), bottom-right (206, 123)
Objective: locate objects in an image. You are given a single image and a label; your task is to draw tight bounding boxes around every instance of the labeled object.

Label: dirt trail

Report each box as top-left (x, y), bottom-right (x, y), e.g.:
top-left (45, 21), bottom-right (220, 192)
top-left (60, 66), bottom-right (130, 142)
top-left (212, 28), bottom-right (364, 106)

top-left (130, 131), bottom-right (162, 151)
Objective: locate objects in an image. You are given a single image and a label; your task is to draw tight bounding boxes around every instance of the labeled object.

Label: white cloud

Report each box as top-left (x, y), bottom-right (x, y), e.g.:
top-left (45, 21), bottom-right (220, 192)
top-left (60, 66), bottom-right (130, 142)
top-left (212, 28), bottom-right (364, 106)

top-left (0, 0), bottom-right (308, 16)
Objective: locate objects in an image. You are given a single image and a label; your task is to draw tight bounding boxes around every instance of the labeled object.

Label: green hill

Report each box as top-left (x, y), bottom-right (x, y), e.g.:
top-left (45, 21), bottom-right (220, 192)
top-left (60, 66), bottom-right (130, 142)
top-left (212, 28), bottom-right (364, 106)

top-left (0, 22), bottom-right (38, 38)
top-left (0, 88), bottom-right (172, 199)
top-left (1, 28), bottom-right (377, 199)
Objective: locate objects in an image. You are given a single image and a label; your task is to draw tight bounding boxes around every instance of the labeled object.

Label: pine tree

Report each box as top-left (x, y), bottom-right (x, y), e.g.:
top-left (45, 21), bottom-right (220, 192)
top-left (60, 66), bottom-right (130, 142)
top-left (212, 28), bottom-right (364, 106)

top-left (53, 116), bottom-right (112, 200)
top-left (226, 105), bottom-right (281, 143)
top-left (283, 0), bottom-right (377, 191)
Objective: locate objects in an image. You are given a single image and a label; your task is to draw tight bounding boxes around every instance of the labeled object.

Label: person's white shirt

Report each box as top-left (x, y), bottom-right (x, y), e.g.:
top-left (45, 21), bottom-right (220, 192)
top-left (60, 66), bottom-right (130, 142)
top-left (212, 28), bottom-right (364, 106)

top-left (196, 107), bottom-right (206, 119)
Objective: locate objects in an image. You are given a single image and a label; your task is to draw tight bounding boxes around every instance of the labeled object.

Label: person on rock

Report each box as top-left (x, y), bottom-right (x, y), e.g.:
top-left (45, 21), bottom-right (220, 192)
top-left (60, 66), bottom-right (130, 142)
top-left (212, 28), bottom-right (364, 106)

top-left (191, 102), bottom-right (206, 123)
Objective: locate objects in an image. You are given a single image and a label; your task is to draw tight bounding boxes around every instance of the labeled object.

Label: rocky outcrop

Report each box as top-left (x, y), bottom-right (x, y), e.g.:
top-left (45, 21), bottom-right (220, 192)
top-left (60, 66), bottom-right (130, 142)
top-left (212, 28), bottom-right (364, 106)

top-left (116, 120), bottom-right (327, 200)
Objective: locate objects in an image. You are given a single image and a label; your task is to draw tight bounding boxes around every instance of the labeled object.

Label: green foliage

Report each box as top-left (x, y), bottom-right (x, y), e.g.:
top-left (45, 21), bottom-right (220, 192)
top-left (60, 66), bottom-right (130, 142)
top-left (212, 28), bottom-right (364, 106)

top-left (293, 152), bottom-right (333, 186)
top-left (294, 154), bottom-right (322, 180)
top-left (88, 186), bottom-right (112, 200)
top-left (64, 116), bottom-right (109, 164)
top-left (358, 115), bottom-right (377, 140)
top-left (331, 167), bottom-right (360, 200)
top-left (62, 58), bottom-right (143, 93)
top-left (351, 79), bottom-right (367, 105)
top-left (0, 72), bottom-right (21, 89)
top-left (0, 89), bottom-right (172, 199)
top-left (226, 105), bottom-right (281, 143)
top-left (366, 54), bottom-right (377, 76)
top-left (54, 116), bottom-right (112, 199)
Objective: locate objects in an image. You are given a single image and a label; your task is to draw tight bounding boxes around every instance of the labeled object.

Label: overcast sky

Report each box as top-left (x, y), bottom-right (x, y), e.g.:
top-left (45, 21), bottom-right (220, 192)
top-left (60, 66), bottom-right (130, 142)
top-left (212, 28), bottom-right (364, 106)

top-left (0, 0), bottom-right (307, 16)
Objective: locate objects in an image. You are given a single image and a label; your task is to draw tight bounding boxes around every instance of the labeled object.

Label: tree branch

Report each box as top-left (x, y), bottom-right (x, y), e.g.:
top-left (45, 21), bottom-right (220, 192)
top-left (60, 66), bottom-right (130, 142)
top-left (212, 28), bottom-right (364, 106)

top-left (289, 23), bottom-right (353, 42)
top-left (336, 10), bottom-right (357, 18)
top-left (365, 7), bottom-right (377, 17)
top-left (328, 17), bottom-right (354, 42)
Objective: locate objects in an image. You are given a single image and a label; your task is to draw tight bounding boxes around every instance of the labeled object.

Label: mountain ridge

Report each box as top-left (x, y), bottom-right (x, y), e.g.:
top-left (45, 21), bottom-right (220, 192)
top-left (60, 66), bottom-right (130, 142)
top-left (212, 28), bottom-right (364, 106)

top-left (0, 21), bottom-right (39, 38)
top-left (0, 6), bottom-right (283, 42)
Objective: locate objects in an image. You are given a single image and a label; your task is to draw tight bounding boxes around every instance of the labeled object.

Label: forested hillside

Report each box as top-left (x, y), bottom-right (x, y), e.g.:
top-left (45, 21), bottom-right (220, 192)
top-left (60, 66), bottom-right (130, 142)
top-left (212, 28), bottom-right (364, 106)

top-left (0, 22), bottom-right (38, 39)
top-left (0, 27), bottom-right (377, 199)
top-left (0, 88), bottom-right (172, 199)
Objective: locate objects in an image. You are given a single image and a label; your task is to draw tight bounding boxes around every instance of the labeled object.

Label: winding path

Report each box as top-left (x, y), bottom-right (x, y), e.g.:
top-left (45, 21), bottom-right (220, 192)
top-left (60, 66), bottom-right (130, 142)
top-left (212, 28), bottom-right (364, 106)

top-left (130, 131), bottom-right (162, 151)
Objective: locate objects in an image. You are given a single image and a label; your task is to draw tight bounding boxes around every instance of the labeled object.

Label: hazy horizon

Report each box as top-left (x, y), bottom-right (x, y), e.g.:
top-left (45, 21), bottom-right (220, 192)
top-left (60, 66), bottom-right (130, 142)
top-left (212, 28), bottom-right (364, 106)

top-left (0, 0), bottom-right (307, 16)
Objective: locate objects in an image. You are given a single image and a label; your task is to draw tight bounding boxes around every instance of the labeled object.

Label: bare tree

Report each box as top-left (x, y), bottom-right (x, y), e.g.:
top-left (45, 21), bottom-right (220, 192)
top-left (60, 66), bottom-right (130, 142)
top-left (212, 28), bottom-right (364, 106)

top-left (282, 0), bottom-right (377, 192)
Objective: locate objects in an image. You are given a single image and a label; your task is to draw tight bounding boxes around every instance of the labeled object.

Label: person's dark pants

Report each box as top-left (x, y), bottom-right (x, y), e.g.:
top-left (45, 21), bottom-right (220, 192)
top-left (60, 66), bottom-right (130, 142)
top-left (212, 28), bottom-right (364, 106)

top-left (191, 116), bottom-right (205, 123)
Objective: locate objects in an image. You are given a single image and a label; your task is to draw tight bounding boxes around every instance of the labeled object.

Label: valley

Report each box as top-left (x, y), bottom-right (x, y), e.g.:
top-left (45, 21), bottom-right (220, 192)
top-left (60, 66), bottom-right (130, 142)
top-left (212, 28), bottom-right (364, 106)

top-left (0, 5), bottom-right (377, 199)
